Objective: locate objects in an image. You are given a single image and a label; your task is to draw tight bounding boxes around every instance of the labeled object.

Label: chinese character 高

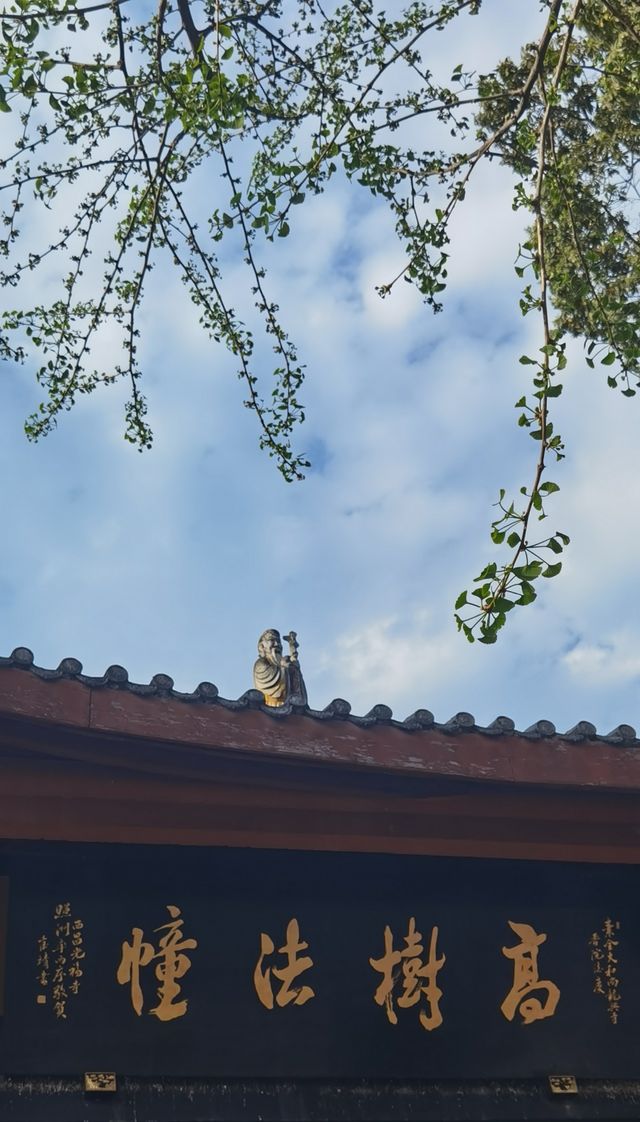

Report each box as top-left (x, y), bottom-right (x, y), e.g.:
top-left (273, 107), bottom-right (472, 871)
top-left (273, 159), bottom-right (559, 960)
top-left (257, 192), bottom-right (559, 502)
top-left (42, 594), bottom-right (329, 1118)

top-left (501, 920), bottom-right (560, 1024)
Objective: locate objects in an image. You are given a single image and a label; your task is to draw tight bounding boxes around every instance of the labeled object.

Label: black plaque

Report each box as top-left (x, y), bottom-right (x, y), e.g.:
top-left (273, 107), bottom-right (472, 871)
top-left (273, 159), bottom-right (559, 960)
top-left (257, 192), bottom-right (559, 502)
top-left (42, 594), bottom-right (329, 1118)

top-left (0, 842), bottom-right (637, 1079)
top-left (0, 877), bottom-right (7, 1017)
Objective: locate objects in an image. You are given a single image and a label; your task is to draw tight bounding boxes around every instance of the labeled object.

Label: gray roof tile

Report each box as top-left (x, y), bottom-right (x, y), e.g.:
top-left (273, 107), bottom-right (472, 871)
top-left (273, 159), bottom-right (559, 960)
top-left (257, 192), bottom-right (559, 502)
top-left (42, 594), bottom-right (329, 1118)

top-left (0, 647), bottom-right (636, 748)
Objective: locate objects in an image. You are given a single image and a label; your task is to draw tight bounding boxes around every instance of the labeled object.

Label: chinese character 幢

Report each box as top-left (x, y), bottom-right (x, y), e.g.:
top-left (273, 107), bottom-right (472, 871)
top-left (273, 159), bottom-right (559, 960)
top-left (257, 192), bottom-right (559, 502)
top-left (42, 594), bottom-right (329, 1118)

top-left (370, 917), bottom-right (445, 1031)
top-left (501, 920), bottom-right (560, 1024)
top-left (253, 918), bottom-right (315, 1009)
top-left (117, 905), bottom-right (197, 1021)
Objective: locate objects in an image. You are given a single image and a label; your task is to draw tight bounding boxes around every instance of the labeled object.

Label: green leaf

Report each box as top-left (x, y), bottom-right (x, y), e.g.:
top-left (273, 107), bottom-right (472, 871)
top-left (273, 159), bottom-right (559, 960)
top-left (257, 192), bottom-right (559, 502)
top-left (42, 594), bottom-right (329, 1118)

top-left (478, 562), bottom-right (497, 580)
top-left (494, 597), bottom-right (515, 612)
top-left (601, 352), bottom-right (616, 366)
top-left (478, 627), bottom-right (498, 644)
top-left (517, 581), bottom-right (537, 605)
top-left (472, 584), bottom-right (491, 600)
top-left (542, 562), bottom-right (562, 578)
top-left (454, 590), bottom-right (468, 610)
top-left (278, 221), bottom-right (290, 237)
top-left (455, 617), bottom-right (475, 643)
top-left (516, 562), bottom-right (542, 580)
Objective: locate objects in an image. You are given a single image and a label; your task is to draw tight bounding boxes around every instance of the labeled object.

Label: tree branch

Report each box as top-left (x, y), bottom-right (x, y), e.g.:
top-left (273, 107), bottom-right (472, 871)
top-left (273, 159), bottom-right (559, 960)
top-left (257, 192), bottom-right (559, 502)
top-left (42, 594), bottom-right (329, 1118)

top-left (176, 0), bottom-right (203, 56)
top-left (0, 0), bottom-right (133, 21)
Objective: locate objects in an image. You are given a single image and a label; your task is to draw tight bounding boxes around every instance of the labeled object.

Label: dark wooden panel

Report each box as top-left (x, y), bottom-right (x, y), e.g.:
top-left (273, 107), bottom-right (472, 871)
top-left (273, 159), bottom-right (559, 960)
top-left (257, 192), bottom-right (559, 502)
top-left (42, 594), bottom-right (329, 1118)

top-left (1, 1076), bottom-right (640, 1122)
top-left (0, 876), bottom-right (7, 1015)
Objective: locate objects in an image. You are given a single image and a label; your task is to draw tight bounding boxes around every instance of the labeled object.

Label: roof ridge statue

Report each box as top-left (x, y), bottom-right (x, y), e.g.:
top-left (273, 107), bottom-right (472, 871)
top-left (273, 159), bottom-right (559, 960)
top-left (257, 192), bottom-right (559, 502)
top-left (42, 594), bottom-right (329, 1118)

top-left (253, 629), bottom-right (308, 708)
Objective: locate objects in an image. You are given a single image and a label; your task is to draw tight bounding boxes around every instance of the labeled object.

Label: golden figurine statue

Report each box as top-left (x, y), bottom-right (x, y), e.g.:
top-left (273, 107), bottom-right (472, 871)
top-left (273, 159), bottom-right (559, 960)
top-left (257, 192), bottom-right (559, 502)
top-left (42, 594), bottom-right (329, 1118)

top-left (253, 629), bottom-right (307, 708)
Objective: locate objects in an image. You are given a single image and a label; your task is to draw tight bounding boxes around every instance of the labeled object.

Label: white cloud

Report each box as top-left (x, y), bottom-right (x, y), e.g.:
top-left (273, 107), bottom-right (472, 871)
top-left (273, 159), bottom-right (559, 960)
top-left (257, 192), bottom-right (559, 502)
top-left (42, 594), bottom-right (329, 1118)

top-left (563, 635), bottom-right (640, 688)
top-left (316, 612), bottom-right (462, 715)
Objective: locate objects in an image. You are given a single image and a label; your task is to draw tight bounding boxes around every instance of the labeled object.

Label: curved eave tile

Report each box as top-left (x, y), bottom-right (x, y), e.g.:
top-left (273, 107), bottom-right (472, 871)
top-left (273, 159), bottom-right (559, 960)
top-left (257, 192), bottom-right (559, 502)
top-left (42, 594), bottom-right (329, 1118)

top-left (0, 646), bottom-right (636, 751)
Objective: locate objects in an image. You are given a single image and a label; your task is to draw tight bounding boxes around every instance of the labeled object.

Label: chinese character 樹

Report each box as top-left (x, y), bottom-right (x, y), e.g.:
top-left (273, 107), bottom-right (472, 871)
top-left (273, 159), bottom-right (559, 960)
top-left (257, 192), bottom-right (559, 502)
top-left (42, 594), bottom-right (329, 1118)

top-left (370, 917), bottom-right (445, 1031)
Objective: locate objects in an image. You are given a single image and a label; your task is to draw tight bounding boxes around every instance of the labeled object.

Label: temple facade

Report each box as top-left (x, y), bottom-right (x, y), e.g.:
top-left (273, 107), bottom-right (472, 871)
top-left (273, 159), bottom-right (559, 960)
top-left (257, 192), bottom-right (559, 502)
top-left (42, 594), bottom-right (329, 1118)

top-left (1, 642), bottom-right (640, 1120)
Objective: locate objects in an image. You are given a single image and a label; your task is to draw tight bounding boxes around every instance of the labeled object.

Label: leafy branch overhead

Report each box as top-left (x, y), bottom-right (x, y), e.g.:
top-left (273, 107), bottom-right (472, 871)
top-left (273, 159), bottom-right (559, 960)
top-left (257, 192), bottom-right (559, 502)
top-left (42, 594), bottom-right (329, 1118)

top-left (1, 0), bottom-right (638, 640)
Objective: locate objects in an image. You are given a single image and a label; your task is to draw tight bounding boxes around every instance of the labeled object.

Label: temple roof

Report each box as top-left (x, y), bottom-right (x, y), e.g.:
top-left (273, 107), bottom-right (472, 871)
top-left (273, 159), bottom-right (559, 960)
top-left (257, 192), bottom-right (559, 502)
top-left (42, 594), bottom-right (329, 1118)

top-left (2, 646), bottom-right (640, 861)
top-left (0, 645), bottom-right (636, 743)
top-left (1, 645), bottom-right (639, 795)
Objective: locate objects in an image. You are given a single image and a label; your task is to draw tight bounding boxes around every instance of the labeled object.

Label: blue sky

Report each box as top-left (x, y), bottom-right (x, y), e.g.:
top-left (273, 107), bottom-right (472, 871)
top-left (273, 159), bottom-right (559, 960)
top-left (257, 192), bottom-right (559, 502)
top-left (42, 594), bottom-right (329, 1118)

top-left (2, 0), bottom-right (640, 733)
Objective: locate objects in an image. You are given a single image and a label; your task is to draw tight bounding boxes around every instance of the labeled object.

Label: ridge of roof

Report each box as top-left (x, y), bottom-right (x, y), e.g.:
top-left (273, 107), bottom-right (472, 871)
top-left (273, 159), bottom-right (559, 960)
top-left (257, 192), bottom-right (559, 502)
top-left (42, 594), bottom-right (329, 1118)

top-left (1, 646), bottom-right (636, 748)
